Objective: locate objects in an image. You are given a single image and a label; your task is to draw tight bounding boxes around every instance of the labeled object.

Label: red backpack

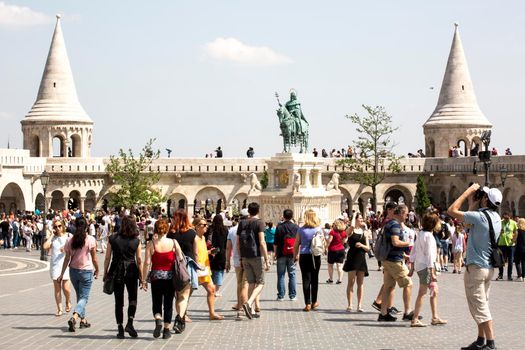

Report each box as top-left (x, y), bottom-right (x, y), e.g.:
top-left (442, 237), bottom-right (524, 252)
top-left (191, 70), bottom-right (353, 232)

top-left (282, 235), bottom-right (295, 256)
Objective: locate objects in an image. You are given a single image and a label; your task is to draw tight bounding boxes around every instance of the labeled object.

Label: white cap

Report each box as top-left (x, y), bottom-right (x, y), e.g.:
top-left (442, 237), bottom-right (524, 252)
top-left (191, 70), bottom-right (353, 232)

top-left (240, 208), bottom-right (249, 217)
top-left (482, 186), bottom-right (502, 206)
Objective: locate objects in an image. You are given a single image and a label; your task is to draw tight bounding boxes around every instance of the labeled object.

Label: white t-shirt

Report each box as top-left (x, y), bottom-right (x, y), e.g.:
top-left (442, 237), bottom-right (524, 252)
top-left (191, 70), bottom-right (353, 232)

top-left (227, 225), bottom-right (241, 268)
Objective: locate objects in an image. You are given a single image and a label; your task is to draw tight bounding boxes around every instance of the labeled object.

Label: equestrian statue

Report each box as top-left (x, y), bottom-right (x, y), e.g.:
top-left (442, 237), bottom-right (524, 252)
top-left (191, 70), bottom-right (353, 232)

top-left (276, 90), bottom-right (309, 153)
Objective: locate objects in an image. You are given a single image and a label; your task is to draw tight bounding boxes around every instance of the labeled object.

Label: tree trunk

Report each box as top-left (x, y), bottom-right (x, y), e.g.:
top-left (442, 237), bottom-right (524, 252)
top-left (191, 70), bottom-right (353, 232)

top-left (372, 185), bottom-right (377, 213)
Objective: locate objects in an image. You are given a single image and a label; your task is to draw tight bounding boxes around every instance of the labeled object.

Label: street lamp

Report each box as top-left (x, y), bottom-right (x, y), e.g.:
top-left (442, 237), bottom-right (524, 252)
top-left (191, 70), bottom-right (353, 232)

top-left (40, 170), bottom-right (50, 261)
top-left (499, 166), bottom-right (508, 187)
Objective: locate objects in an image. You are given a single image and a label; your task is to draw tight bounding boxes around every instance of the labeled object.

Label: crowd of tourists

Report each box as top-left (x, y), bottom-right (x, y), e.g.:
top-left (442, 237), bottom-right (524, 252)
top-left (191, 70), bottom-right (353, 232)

top-left (1, 183), bottom-right (520, 349)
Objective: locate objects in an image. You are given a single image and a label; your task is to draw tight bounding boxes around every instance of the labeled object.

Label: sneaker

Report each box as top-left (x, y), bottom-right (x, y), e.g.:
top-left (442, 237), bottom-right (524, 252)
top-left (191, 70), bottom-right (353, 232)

top-left (480, 345), bottom-right (496, 350)
top-left (371, 301), bottom-right (381, 311)
top-left (276, 296), bottom-right (284, 302)
top-left (252, 312), bottom-right (261, 319)
top-left (336, 280), bottom-right (342, 284)
top-left (517, 277), bottom-right (524, 282)
top-left (496, 275), bottom-right (503, 281)
top-left (326, 279), bottom-right (334, 284)
top-left (377, 313), bottom-right (397, 322)
top-left (402, 311), bottom-right (423, 321)
top-left (242, 303), bottom-right (253, 320)
top-left (162, 328), bottom-right (171, 339)
top-left (507, 277), bottom-right (513, 281)
top-left (460, 341), bottom-right (483, 350)
top-left (290, 296), bottom-right (297, 301)
top-left (388, 306), bottom-right (401, 315)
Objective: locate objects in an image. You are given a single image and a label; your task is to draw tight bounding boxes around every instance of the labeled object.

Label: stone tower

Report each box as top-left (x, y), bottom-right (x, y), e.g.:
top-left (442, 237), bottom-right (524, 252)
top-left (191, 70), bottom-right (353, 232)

top-left (423, 24), bottom-right (492, 158)
top-left (21, 15), bottom-right (93, 158)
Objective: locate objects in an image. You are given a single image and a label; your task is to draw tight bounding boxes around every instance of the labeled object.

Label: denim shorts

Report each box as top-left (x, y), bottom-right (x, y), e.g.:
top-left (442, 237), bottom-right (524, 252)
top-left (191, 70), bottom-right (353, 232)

top-left (211, 269), bottom-right (225, 287)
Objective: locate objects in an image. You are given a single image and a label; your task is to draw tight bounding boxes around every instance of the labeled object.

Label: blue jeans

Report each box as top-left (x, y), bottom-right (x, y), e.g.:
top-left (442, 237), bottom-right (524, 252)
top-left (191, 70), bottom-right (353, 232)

top-left (212, 270), bottom-right (225, 287)
top-left (277, 257), bottom-right (296, 299)
top-left (69, 268), bottom-right (94, 319)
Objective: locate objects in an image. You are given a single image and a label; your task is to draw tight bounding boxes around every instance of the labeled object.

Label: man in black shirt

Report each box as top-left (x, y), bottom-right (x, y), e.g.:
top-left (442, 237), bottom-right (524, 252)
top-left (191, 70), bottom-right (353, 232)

top-left (273, 209), bottom-right (298, 301)
top-left (1, 214), bottom-right (11, 249)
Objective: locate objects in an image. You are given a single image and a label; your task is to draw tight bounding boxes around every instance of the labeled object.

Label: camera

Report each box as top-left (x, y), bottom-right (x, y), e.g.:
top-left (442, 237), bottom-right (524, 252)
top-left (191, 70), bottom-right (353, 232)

top-left (469, 182), bottom-right (485, 201)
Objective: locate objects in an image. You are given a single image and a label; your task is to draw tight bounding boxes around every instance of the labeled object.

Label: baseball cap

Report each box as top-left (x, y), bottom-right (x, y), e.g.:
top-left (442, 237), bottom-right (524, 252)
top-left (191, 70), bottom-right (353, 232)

top-left (482, 186), bottom-right (502, 206)
top-left (240, 208), bottom-right (249, 217)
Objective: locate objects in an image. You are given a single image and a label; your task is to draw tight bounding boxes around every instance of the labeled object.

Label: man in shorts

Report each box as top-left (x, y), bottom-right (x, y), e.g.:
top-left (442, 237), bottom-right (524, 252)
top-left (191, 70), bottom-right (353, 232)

top-left (226, 212), bottom-right (248, 320)
top-left (449, 184), bottom-right (502, 350)
top-left (236, 203), bottom-right (269, 319)
top-left (378, 204), bottom-right (415, 322)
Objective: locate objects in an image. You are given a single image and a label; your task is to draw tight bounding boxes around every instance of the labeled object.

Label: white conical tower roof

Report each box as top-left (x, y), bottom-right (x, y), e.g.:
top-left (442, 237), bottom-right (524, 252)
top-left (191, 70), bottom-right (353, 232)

top-left (424, 24), bottom-right (491, 128)
top-left (24, 15), bottom-right (92, 123)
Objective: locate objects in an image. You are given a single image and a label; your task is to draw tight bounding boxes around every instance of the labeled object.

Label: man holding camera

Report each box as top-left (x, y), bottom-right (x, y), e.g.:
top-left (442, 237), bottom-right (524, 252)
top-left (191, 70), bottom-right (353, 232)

top-left (448, 183), bottom-right (502, 350)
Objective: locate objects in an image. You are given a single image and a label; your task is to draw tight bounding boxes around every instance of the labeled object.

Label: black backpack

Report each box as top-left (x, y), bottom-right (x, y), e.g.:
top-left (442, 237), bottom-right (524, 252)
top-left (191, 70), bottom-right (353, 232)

top-left (238, 219), bottom-right (259, 258)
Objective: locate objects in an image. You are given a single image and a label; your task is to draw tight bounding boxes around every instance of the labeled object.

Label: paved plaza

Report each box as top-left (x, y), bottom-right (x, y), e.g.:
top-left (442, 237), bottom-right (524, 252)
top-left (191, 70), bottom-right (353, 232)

top-left (0, 249), bottom-right (523, 350)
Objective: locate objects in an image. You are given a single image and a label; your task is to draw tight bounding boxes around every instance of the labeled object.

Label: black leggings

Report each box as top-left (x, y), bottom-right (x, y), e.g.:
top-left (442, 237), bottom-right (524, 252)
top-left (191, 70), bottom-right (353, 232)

top-left (515, 251), bottom-right (525, 278)
top-left (299, 254), bottom-right (321, 305)
top-left (151, 279), bottom-right (175, 323)
top-left (113, 277), bottom-right (138, 324)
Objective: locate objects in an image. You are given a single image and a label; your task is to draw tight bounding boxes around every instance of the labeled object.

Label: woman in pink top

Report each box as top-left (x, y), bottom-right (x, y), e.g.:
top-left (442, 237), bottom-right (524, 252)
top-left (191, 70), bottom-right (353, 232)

top-left (58, 217), bottom-right (99, 332)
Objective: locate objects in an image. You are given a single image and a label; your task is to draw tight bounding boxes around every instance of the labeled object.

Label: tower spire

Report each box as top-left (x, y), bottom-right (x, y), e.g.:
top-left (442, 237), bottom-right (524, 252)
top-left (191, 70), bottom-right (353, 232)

top-left (424, 23), bottom-right (491, 127)
top-left (24, 14), bottom-right (91, 122)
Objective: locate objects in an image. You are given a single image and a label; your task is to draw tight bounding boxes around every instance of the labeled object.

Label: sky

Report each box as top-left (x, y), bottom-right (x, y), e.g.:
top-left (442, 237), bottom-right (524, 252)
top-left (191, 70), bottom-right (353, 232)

top-left (1, 1), bottom-right (524, 158)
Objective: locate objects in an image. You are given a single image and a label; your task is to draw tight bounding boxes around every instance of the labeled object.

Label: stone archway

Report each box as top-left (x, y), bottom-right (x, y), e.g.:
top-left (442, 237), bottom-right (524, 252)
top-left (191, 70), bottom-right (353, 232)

top-left (519, 196), bottom-right (525, 217)
top-left (52, 135), bottom-right (66, 157)
top-left (194, 187), bottom-right (226, 218)
top-left (51, 190), bottom-right (65, 211)
top-left (85, 190), bottom-right (97, 212)
top-left (340, 187), bottom-right (352, 215)
top-left (357, 192), bottom-right (372, 215)
top-left (449, 186), bottom-right (459, 207)
top-left (427, 138), bottom-right (435, 158)
top-left (31, 135), bottom-right (41, 157)
top-left (0, 183), bottom-right (25, 214)
top-left (70, 134), bottom-right (81, 157)
top-left (501, 188), bottom-right (512, 215)
top-left (68, 190), bottom-right (81, 210)
top-left (457, 139), bottom-right (467, 157)
top-left (169, 193), bottom-right (188, 213)
top-left (384, 185), bottom-right (413, 209)
top-left (35, 193), bottom-right (46, 213)
top-left (231, 192), bottom-right (248, 216)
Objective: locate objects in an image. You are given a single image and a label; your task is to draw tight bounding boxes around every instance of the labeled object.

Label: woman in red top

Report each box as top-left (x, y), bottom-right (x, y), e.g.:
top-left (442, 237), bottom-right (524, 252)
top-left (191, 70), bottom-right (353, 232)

top-left (326, 219), bottom-right (347, 284)
top-left (141, 219), bottom-right (184, 339)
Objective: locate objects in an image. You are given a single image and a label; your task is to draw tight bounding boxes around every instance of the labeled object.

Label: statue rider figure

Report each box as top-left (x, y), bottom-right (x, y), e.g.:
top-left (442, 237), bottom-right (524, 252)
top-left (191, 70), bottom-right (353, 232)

top-left (285, 90), bottom-right (308, 136)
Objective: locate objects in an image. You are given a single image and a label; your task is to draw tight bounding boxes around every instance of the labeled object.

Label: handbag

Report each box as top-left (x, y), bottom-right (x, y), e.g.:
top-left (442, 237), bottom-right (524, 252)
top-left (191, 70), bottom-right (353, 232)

top-left (481, 210), bottom-right (504, 268)
top-left (171, 239), bottom-right (191, 291)
top-left (103, 274), bottom-right (115, 295)
top-left (196, 266), bottom-right (210, 278)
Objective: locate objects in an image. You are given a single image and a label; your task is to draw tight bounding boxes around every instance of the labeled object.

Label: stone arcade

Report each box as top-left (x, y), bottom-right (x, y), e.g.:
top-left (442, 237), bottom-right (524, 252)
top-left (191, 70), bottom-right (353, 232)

top-left (1, 18), bottom-right (524, 221)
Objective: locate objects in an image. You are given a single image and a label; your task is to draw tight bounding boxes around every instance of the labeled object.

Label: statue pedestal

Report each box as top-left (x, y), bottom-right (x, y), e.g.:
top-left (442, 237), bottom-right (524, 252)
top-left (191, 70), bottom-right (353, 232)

top-left (251, 153), bottom-right (341, 225)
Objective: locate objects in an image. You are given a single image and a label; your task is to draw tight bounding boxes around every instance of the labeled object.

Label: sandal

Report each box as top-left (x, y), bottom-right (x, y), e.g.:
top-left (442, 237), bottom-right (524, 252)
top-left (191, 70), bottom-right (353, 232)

top-left (79, 319), bottom-right (91, 329)
top-left (55, 310), bottom-right (63, 317)
top-left (65, 302), bottom-right (72, 313)
top-left (68, 317), bottom-right (76, 332)
top-left (410, 319), bottom-right (427, 327)
top-left (431, 318), bottom-right (448, 325)
top-left (209, 314), bottom-right (224, 321)
top-left (346, 306), bottom-right (353, 312)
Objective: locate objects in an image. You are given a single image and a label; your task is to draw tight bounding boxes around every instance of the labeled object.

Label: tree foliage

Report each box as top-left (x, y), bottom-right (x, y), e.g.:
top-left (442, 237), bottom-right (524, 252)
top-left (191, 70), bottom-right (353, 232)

top-left (260, 170), bottom-right (269, 189)
top-left (415, 175), bottom-right (431, 216)
top-left (338, 105), bottom-right (402, 212)
top-left (106, 139), bottom-right (165, 210)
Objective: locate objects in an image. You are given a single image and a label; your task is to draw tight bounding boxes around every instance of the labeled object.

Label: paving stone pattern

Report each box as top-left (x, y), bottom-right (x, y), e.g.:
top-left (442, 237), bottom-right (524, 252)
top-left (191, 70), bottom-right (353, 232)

top-left (0, 249), bottom-right (524, 349)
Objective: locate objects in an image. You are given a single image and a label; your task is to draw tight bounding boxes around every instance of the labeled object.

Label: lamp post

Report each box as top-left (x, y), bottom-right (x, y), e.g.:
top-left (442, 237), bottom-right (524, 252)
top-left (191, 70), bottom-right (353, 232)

top-left (39, 170), bottom-right (50, 261)
top-left (476, 131), bottom-right (492, 187)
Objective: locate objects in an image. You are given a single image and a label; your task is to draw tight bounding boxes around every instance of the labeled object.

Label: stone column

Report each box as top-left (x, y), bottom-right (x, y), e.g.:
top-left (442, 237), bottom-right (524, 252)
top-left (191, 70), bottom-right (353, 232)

top-left (63, 197), bottom-right (70, 211)
top-left (305, 169), bottom-right (311, 188)
top-left (187, 202), bottom-right (195, 216)
top-left (79, 197), bottom-right (86, 212)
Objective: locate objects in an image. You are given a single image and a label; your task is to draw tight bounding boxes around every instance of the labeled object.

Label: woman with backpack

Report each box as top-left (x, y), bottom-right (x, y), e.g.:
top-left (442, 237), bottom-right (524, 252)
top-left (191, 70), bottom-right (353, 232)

top-left (103, 215), bottom-right (142, 339)
top-left (58, 217), bottom-right (100, 332)
top-left (326, 219), bottom-right (347, 284)
top-left (294, 209), bottom-right (324, 312)
top-left (343, 212), bottom-right (370, 312)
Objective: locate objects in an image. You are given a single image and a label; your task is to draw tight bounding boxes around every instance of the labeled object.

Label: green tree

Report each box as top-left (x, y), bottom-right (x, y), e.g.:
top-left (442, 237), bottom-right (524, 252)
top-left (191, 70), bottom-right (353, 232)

top-left (338, 105), bottom-right (402, 212)
top-left (415, 174), bottom-right (431, 216)
top-left (260, 170), bottom-right (269, 189)
top-left (106, 139), bottom-right (165, 210)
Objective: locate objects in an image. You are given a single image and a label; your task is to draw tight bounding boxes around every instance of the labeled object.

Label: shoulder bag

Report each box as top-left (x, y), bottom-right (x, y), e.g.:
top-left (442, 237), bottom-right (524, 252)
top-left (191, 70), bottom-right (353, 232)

top-left (171, 239), bottom-right (191, 291)
top-left (481, 210), bottom-right (504, 268)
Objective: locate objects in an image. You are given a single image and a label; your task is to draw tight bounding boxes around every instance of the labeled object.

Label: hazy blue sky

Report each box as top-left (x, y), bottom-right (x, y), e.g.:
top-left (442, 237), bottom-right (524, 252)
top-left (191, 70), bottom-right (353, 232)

top-left (1, 1), bottom-right (524, 158)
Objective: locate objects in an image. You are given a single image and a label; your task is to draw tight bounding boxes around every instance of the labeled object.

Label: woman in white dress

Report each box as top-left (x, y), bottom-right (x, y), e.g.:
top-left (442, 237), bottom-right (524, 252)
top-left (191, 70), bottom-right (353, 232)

top-left (44, 219), bottom-right (72, 316)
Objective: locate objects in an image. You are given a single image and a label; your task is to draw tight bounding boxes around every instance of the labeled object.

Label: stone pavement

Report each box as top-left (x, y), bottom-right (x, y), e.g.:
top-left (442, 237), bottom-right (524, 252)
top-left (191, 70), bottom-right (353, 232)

top-left (0, 249), bottom-right (524, 350)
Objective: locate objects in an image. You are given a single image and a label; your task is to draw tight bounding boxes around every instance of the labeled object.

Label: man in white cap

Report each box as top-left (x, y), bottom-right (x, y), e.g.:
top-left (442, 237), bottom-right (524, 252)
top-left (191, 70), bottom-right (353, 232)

top-left (448, 183), bottom-right (502, 350)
